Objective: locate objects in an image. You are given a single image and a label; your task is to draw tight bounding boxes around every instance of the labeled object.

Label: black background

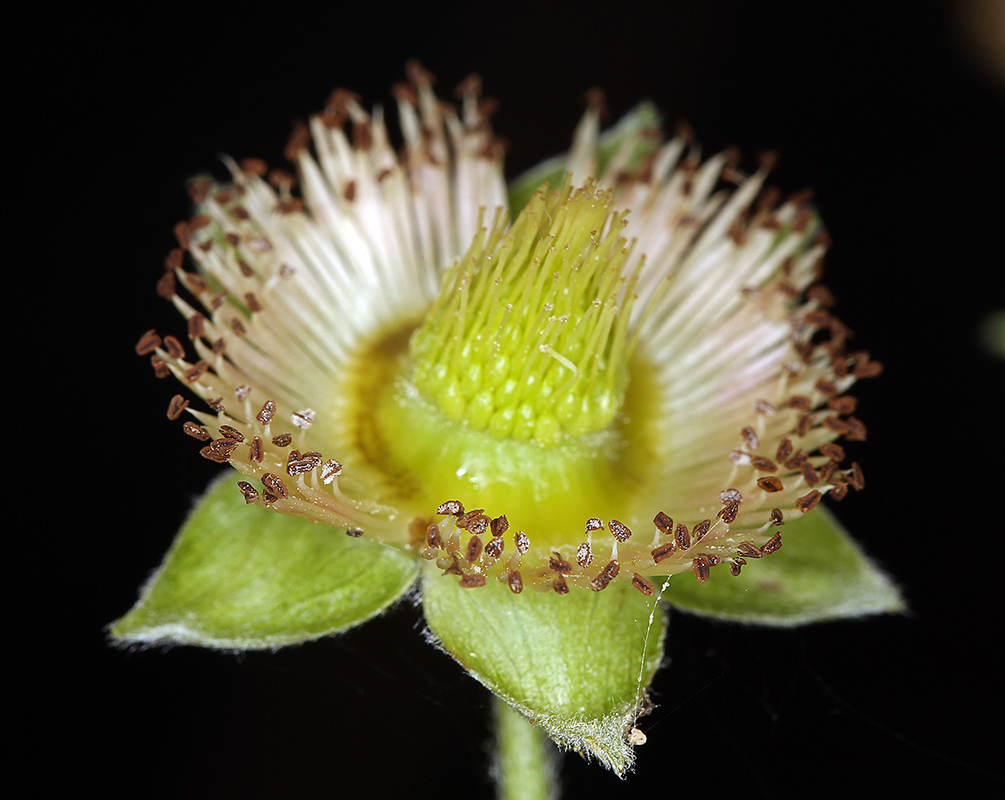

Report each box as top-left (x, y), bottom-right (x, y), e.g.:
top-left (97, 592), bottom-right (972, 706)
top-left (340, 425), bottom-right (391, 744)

top-left (17, 1), bottom-right (1004, 797)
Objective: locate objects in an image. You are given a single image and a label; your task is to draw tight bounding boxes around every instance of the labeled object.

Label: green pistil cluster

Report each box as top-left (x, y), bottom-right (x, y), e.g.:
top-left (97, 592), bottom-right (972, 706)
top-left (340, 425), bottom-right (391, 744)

top-left (410, 180), bottom-right (643, 445)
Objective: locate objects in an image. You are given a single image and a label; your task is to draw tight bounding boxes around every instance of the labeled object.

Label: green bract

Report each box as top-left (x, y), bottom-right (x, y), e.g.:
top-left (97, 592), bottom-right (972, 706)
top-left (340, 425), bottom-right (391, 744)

top-left (115, 70), bottom-right (904, 775)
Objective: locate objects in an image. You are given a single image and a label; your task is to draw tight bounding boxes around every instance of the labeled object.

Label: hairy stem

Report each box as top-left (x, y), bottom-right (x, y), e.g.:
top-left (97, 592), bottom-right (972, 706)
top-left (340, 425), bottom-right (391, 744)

top-left (492, 695), bottom-right (560, 800)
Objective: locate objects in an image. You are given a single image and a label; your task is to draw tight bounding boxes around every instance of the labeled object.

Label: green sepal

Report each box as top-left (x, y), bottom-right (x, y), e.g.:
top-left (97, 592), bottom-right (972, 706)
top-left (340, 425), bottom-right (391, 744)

top-left (111, 474), bottom-right (419, 650)
top-left (421, 561), bottom-right (665, 775)
top-left (507, 102), bottom-right (663, 215)
top-left (665, 507), bottom-right (904, 626)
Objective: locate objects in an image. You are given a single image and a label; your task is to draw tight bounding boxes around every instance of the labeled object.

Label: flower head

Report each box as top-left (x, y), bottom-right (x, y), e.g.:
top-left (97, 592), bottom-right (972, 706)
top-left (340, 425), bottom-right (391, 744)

top-left (116, 64), bottom-right (902, 774)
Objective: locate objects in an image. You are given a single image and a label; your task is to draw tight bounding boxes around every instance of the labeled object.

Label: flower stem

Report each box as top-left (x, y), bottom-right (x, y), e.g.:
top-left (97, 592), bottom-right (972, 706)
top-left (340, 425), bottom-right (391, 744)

top-left (492, 696), bottom-right (559, 800)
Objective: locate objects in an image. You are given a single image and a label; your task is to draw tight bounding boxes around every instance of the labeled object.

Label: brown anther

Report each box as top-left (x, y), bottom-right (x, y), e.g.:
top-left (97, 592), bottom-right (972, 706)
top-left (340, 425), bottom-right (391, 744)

top-left (166, 394), bottom-right (189, 420)
top-left (466, 536), bottom-right (484, 564)
top-left (819, 442), bottom-right (845, 462)
top-left (343, 180), bottom-right (357, 202)
top-left (248, 436), bottom-right (263, 463)
top-left (440, 555), bottom-right (463, 575)
top-left (776, 438), bottom-right (794, 463)
top-left (287, 450), bottom-right (323, 476)
top-left (751, 455), bottom-right (778, 472)
top-left (244, 292), bottom-right (263, 313)
top-left (827, 396), bottom-right (858, 415)
top-left (675, 523), bottom-right (691, 550)
top-left (275, 198), bottom-right (304, 214)
top-left (230, 318), bottom-right (246, 336)
top-left (485, 536), bottom-right (505, 559)
top-left (235, 385), bottom-right (250, 401)
top-left (230, 206), bottom-right (250, 221)
top-left (796, 413), bottom-right (813, 437)
top-left (346, 528), bottom-right (364, 537)
top-left (437, 500), bottom-right (464, 516)
top-left (135, 329), bottom-right (161, 355)
top-left (848, 462), bottom-right (865, 490)
top-left (271, 433), bottom-right (292, 447)
top-left (585, 517), bottom-right (605, 532)
top-left (815, 379), bottom-right (839, 397)
top-left (163, 336), bottom-right (185, 359)
top-left (784, 451), bottom-right (808, 469)
top-left (577, 541), bottom-right (593, 567)
top-left (853, 360), bottom-right (883, 378)
top-left (729, 449), bottom-right (752, 466)
top-left (187, 314), bottom-right (205, 340)
top-left (208, 437), bottom-right (240, 456)
top-left (757, 476), bottom-right (784, 493)
top-left (240, 157), bottom-right (268, 177)
top-left (788, 395), bottom-right (812, 410)
top-left (692, 555), bottom-right (712, 583)
top-left (632, 573), bottom-right (655, 596)
top-left (736, 542), bottom-right (763, 559)
top-left (769, 508), bottom-right (785, 526)
top-left (182, 421), bottom-right (210, 441)
top-left (151, 355), bottom-right (169, 378)
top-left (186, 178), bottom-right (212, 202)
top-left (261, 473), bottom-right (288, 499)
top-left (199, 444), bottom-right (232, 463)
top-left (823, 416), bottom-right (852, 435)
top-left (508, 571), bottom-right (524, 594)
top-left (155, 271), bottom-right (176, 299)
top-left (654, 511), bottom-right (674, 535)
top-left (238, 260), bottom-right (254, 277)
top-left (609, 519), bottom-right (632, 542)
top-left (173, 221), bottom-right (192, 250)
top-left (761, 532), bottom-right (783, 554)
top-left (741, 426), bottom-right (760, 450)
top-left (717, 502), bottom-right (739, 523)
top-left (692, 519), bottom-right (712, 542)
top-left (514, 531), bottom-right (530, 555)
top-left (257, 401), bottom-right (276, 425)
top-left (795, 490), bottom-right (823, 513)
top-left (206, 397), bottom-right (225, 412)
top-left (590, 560), bottom-right (620, 591)
top-left (457, 512), bottom-right (490, 536)
top-left (164, 248), bottom-right (185, 271)
top-left (458, 573), bottom-right (487, 589)
top-left (819, 462), bottom-right (839, 483)
top-left (549, 552), bottom-right (573, 574)
top-left (211, 338), bottom-right (227, 355)
top-left (805, 309), bottom-right (831, 328)
top-left (844, 417), bottom-right (868, 441)
top-left (490, 515), bottom-right (509, 537)
top-left (729, 558), bottom-right (746, 577)
top-left (830, 482), bottom-right (850, 501)
top-left (552, 576), bottom-right (570, 595)
top-left (651, 542), bottom-right (676, 564)
top-left (754, 399), bottom-right (778, 415)
top-left (184, 360), bottom-right (209, 383)
top-left (219, 425), bottom-right (245, 442)
top-left (800, 462), bottom-right (820, 486)
top-left (320, 460), bottom-right (342, 484)
top-left (719, 488), bottom-right (743, 505)
top-left (426, 524), bottom-right (443, 549)
top-left (237, 481), bottom-right (259, 504)
top-left (186, 273), bottom-right (210, 294)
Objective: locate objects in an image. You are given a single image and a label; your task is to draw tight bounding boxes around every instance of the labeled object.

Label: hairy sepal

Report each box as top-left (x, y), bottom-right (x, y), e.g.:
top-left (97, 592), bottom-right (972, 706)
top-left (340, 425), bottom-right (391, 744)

top-left (111, 473), bottom-right (418, 649)
top-left (421, 560), bottom-right (665, 775)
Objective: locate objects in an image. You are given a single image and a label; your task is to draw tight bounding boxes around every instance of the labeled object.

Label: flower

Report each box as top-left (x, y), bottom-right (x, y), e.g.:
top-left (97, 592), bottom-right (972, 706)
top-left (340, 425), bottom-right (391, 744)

top-left (114, 63), bottom-right (903, 774)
